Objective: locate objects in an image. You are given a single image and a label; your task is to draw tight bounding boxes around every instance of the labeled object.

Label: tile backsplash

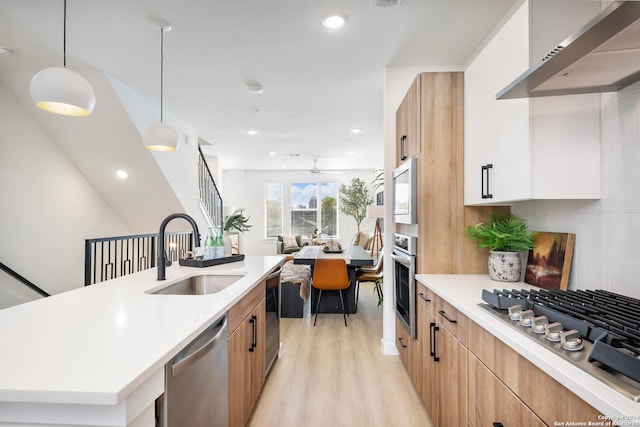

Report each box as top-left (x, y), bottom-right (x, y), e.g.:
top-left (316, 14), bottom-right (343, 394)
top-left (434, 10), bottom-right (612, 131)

top-left (512, 81), bottom-right (640, 298)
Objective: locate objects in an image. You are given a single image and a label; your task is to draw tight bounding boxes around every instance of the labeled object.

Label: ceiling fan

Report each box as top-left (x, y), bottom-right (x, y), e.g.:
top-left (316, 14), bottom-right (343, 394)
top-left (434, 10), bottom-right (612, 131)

top-left (310, 159), bottom-right (340, 174)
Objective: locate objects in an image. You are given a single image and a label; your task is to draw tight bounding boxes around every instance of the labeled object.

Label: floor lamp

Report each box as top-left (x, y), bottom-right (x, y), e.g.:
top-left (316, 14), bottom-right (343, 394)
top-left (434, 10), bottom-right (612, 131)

top-left (366, 205), bottom-right (384, 256)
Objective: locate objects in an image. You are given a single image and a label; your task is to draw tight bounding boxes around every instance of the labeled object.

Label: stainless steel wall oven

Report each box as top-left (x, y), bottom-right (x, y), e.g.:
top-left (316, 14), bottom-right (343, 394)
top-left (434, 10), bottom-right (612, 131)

top-left (392, 233), bottom-right (417, 338)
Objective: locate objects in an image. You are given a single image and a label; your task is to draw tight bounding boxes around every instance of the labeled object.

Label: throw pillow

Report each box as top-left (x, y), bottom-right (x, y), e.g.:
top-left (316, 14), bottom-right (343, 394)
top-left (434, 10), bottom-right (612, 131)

top-left (355, 232), bottom-right (370, 249)
top-left (283, 235), bottom-right (299, 249)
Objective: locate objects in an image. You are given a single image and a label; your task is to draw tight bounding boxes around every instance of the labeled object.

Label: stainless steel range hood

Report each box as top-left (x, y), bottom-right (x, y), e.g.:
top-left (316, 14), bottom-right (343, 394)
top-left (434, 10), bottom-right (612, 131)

top-left (497, 1), bottom-right (640, 99)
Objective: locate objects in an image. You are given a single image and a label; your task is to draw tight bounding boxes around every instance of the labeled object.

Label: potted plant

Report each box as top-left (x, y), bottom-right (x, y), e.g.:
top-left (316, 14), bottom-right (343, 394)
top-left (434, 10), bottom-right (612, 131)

top-left (224, 209), bottom-right (252, 254)
top-left (224, 209), bottom-right (252, 233)
top-left (339, 177), bottom-right (373, 235)
top-left (465, 213), bottom-right (536, 282)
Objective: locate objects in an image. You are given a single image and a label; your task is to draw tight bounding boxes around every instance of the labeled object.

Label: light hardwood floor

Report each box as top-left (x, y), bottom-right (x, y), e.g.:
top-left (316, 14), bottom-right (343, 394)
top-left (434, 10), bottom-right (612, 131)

top-left (248, 283), bottom-right (434, 427)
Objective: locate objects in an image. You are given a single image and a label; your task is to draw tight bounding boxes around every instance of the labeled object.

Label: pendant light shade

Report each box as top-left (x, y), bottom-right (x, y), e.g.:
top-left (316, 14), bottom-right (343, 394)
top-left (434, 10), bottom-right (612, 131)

top-left (30, 66), bottom-right (95, 116)
top-left (144, 122), bottom-right (178, 152)
top-left (31, 0), bottom-right (95, 117)
top-left (145, 22), bottom-right (178, 152)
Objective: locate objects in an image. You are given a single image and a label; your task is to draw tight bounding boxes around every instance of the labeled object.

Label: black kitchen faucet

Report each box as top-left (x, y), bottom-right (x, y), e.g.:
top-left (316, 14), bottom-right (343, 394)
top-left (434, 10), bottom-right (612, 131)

top-left (157, 213), bottom-right (201, 280)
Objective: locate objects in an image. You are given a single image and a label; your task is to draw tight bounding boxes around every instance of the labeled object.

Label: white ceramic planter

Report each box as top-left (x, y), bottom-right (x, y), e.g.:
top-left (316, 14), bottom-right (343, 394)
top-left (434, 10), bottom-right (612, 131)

top-left (488, 251), bottom-right (521, 282)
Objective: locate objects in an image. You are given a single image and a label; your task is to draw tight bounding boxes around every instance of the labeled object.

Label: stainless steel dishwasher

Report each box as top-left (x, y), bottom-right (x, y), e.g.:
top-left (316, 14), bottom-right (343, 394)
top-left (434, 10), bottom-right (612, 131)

top-left (156, 315), bottom-right (228, 427)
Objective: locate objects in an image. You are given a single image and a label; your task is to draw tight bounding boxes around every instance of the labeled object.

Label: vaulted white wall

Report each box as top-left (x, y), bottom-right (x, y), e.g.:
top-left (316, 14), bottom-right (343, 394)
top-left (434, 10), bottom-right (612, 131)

top-left (0, 83), bottom-right (131, 297)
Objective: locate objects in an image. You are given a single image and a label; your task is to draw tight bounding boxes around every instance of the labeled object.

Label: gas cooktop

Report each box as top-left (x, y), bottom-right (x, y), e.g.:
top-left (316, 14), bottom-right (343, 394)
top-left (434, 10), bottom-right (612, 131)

top-left (480, 288), bottom-right (640, 402)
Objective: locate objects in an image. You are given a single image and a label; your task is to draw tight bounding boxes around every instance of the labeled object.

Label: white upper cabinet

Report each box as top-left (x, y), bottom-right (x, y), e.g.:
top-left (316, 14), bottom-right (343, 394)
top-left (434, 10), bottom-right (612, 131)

top-left (464, 0), bottom-right (602, 206)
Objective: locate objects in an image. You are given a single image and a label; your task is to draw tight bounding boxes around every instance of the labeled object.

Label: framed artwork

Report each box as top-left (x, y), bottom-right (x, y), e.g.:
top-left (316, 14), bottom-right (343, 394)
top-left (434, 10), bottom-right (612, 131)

top-left (525, 232), bottom-right (575, 290)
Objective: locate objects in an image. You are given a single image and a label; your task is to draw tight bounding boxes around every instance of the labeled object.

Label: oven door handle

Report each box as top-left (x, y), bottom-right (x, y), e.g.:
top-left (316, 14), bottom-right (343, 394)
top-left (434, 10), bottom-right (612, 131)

top-left (391, 253), bottom-right (413, 267)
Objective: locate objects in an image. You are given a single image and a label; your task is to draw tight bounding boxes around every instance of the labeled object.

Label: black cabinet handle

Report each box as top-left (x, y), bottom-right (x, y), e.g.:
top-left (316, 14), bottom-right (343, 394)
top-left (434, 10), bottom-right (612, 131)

top-left (417, 292), bottom-right (431, 303)
top-left (398, 337), bottom-right (407, 348)
top-left (493, 423), bottom-right (504, 427)
top-left (433, 324), bottom-right (440, 362)
top-left (429, 322), bottom-right (436, 357)
top-left (400, 135), bottom-right (407, 161)
top-left (481, 163), bottom-right (493, 199)
top-left (438, 310), bottom-right (457, 324)
top-left (249, 315), bottom-right (257, 352)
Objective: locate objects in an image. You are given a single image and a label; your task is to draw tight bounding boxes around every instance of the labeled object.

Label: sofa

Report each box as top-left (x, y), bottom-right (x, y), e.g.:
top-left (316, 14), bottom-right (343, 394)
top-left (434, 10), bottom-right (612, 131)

top-left (276, 235), bottom-right (308, 254)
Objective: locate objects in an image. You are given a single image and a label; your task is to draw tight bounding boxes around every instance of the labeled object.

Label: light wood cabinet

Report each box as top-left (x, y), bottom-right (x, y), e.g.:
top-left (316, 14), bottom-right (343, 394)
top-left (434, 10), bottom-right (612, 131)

top-left (398, 71), bottom-right (506, 276)
top-left (464, 0), bottom-right (601, 205)
top-left (418, 290), bottom-right (436, 416)
top-left (395, 316), bottom-right (410, 370)
top-left (418, 291), bottom-right (468, 427)
top-left (468, 353), bottom-right (545, 427)
top-left (395, 76), bottom-right (420, 167)
top-left (434, 324), bottom-right (467, 427)
top-left (467, 319), bottom-right (603, 426)
top-left (228, 283), bottom-right (266, 427)
top-left (395, 311), bottom-right (423, 396)
top-left (415, 283), bottom-right (607, 427)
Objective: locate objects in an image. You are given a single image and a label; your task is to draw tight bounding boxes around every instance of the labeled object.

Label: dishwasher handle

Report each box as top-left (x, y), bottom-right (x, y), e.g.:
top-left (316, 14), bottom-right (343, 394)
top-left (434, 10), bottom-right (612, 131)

top-left (171, 315), bottom-right (227, 377)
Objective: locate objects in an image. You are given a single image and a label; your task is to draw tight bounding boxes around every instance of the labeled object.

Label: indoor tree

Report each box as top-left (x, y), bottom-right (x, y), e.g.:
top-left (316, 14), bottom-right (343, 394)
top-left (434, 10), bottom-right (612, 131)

top-left (339, 178), bottom-right (373, 233)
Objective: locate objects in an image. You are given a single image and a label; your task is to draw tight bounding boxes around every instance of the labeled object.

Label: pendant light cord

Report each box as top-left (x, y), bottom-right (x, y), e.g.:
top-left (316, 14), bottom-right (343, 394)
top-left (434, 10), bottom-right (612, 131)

top-left (63, 0), bottom-right (67, 67)
top-left (160, 28), bottom-right (164, 122)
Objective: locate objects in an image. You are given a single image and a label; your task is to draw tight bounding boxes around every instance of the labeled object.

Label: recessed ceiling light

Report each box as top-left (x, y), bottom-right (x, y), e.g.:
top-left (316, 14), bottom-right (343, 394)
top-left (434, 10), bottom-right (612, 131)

top-left (268, 152), bottom-right (276, 156)
top-left (322, 12), bottom-right (347, 29)
top-left (347, 151), bottom-right (356, 155)
top-left (247, 130), bottom-right (258, 135)
top-left (350, 128), bottom-right (362, 134)
top-left (115, 170), bottom-right (129, 179)
top-left (0, 46), bottom-right (14, 55)
top-left (247, 84), bottom-right (263, 94)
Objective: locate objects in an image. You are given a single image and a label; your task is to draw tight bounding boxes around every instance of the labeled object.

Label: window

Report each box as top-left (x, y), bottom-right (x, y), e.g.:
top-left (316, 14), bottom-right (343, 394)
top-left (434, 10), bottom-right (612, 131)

top-left (291, 182), bottom-right (338, 237)
top-left (265, 183), bottom-right (283, 237)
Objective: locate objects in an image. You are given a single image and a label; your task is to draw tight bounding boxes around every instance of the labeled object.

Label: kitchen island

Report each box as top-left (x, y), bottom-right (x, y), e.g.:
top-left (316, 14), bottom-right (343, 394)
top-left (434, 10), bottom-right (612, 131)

top-left (416, 274), bottom-right (640, 425)
top-left (0, 256), bottom-right (284, 427)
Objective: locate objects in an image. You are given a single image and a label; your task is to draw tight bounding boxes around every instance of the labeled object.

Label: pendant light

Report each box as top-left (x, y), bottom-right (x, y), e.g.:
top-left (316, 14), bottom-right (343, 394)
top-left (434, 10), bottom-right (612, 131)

top-left (30, 0), bottom-right (95, 117)
top-left (144, 21), bottom-right (178, 152)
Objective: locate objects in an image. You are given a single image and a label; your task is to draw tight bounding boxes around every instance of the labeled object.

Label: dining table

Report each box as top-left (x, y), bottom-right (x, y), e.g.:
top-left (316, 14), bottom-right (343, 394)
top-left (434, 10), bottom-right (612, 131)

top-left (293, 245), bottom-right (374, 314)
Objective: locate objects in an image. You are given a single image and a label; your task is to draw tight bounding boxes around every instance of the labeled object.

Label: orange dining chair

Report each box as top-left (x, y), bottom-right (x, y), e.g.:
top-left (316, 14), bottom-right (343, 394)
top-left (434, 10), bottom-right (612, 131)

top-left (311, 258), bottom-right (350, 327)
top-left (355, 249), bottom-right (383, 308)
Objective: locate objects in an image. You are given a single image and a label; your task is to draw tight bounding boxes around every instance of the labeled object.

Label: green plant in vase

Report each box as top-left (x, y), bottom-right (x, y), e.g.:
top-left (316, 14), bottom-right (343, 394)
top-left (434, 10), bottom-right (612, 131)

top-left (224, 209), bottom-right (252, 233)
top-left (465, 213), bottom-right (535, 282)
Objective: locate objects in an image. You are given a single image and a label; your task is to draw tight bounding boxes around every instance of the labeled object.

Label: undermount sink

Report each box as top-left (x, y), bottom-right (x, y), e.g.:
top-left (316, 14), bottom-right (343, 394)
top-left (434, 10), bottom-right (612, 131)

top-left (148, 274), bottom-right (244, 295)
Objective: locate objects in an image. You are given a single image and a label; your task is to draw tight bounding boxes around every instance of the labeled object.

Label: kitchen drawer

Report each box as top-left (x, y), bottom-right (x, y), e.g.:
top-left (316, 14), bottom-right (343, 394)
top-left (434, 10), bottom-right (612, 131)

top-left (228, 280), bottom-right (265, 335)
top-left (435, 296), bottom-right (467, 345)
top-left (417, 285), bottom-right (436, 316)
top-left (467, 320), bottom-right (603, 425)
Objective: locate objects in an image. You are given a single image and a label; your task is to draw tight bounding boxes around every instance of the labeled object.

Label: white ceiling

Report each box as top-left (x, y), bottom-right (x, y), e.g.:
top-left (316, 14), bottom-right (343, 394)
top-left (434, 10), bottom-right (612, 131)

top-left (0, 0), bottom-right (518, 171)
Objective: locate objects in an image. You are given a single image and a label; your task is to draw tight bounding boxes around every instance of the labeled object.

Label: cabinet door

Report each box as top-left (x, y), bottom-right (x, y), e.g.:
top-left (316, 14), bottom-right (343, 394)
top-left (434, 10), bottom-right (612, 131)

top-left (228, 299), bottom-right (266, 427)
top-left (419, 303), bottom-right (437, 420)
top-left (396, 76), bottom-right (420, 166)
top-left (434, 326), bottom-right (467, 427)
top-left (395, 316), bottom-right (410, 370)
top-left (468, 353), bottom-right (545, 427)
top-left (464, 2), bottom-right (530, 205)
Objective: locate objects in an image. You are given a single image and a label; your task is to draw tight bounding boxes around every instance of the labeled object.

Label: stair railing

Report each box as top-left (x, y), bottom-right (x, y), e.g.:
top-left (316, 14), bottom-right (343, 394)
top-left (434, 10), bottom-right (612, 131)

top-left (84, 231), bottom-right (193, 286)
top-left (0, 261), bottom-right (50, 297)
top-left (198, 145), bottom-right (224, 232)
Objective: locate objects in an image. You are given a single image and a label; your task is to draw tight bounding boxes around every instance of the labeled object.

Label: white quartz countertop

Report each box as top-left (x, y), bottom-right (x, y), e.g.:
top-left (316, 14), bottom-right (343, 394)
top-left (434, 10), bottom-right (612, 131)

top-left (0, 256), bottom-right (284, 406)
top-left (416, 274), bottom-right (640, 423)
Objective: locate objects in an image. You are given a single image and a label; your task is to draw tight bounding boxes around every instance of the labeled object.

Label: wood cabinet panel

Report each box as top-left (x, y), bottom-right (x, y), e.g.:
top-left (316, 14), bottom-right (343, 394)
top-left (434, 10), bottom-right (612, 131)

top-left (416, 72), bottom-right (465, 275)
top-left (420, 303), bottom-right (437, 417)
top-left (467, 320), bottom-right (603, 426)
top-left (395, 316), bottom-right (410, 369)
top-left (396, 76), bottom-right (420, 166)
top-left (417, 286), bottom-right (436, 317)
top-left (435, 296), bottom-right (467, 346)
top-left (468, 353), bottom-right (545, 427)
top-left (229, 295), bottom-right (266, 427)
top-left (434, 325), bottom-right (467, 427)
top-left (228, 282), bottom-right (264, 335)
